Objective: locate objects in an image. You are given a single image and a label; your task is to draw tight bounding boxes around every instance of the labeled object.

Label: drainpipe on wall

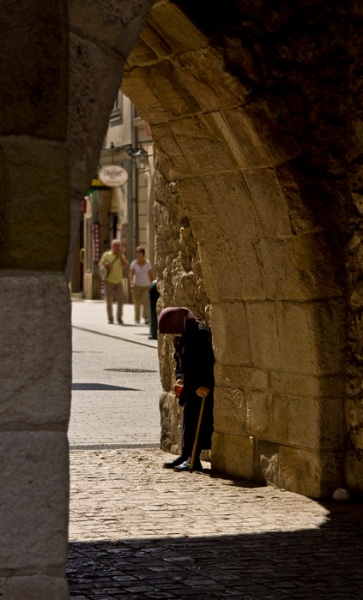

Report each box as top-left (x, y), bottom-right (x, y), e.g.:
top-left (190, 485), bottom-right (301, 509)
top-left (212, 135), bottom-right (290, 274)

top-left (130, 103), bottom-right (138, 255)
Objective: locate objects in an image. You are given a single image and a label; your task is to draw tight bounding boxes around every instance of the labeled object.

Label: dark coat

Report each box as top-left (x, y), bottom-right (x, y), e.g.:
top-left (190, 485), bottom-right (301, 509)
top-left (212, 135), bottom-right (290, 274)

top-left (173, 319), bottom-right (214, 453)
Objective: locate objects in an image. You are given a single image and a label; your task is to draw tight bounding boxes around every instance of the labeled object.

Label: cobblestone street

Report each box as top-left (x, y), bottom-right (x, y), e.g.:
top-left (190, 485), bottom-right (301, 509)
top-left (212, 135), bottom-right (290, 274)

top-left (68, 448), bottom-right (363, 600)
top-left (68, 302), bottom-right (363, 599)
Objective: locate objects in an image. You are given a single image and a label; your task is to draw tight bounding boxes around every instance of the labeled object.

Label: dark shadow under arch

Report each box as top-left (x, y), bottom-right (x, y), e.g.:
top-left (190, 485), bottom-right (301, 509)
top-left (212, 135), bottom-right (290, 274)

top-left (67, 498), bottom-right (363, 598)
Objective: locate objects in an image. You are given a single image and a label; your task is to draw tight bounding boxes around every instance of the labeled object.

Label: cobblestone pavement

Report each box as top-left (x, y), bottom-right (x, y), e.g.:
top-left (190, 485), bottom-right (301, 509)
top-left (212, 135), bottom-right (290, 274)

top-left (68, 448), bottom-right (363, 600)
top-left (68, 301), bottom-right (363, 599)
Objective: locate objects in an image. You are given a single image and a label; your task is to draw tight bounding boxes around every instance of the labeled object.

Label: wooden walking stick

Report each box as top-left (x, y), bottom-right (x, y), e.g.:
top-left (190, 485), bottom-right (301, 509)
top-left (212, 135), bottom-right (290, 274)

top-left (190, 390), bottom-right (208, 471)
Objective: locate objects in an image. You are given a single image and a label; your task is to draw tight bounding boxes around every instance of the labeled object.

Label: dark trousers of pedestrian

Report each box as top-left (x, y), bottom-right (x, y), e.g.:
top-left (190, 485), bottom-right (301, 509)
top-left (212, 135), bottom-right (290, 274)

top-left (149, 280), bottom-right (159, 339)
top-left (104, 280), bottom-right (125, 323)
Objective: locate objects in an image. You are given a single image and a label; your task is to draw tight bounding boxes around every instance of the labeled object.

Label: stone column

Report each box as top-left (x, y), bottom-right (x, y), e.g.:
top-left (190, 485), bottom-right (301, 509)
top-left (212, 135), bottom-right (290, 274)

top-left (0, 3), bottom-right (71, 597)
top-left (0, 0), bottom-right (154, 596)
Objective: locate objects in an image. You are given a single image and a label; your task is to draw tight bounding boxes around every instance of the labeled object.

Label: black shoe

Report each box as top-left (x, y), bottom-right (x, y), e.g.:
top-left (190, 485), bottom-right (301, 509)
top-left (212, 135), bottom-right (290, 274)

top-left (163, 455), bottom-right (187, 469)
top-left (117, 318), bottom-right (123, 325)
top-left (174, 457), bottom-right (203, 472)
top-left (108, 320), bottom-right (114, 324)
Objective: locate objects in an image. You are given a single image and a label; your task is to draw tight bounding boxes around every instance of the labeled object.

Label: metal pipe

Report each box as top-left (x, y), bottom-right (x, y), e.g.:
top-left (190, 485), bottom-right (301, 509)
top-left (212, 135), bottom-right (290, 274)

top-left (130, 104), bottom-right (138, 254)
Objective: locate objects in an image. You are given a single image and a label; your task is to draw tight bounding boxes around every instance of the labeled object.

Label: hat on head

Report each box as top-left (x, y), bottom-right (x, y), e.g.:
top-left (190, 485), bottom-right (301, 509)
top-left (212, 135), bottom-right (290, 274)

top-left (158, 307), bottom-right (196, 334)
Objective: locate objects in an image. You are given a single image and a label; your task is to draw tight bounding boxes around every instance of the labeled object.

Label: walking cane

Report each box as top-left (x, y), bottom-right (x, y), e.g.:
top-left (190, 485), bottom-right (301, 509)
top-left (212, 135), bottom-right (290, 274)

top-left (189, 391), bottom-right (208, 471)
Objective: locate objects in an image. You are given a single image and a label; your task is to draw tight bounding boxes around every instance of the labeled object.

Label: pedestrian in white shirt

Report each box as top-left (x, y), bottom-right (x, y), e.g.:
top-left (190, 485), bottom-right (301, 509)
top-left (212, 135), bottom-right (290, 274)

top-left (129, 247), bottom-right (154, 324)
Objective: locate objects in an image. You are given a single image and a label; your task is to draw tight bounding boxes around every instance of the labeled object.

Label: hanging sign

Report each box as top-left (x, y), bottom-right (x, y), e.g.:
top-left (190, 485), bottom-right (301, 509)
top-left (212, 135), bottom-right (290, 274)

top-left (98, 165), bottom-right (128, 187)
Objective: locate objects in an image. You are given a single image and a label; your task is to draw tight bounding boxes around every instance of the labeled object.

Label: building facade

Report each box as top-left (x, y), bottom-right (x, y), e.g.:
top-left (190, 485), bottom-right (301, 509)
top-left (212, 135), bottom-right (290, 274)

top-left (71, 92), bottom-right (154, 300)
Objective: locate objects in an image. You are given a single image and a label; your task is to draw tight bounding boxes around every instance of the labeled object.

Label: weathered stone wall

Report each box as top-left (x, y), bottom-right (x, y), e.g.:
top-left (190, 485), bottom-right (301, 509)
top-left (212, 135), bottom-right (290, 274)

top-left (152, 167), bottom-right (209, 453)
top-left (123, 0), bottom-right (362, 498)
top-left (344, 0), bottom-right (363, 493)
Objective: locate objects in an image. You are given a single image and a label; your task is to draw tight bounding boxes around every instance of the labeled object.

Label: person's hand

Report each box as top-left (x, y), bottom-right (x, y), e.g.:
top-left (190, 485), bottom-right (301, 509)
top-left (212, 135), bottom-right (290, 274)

top-left (173, 379), bottom-right (184, 399)
top-left (196, 386), bottom-right (210, 398)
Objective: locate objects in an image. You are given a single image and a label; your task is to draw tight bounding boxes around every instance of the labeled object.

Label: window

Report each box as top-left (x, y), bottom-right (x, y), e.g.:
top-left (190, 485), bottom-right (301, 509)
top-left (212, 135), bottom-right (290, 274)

top-left (110, 90), bottom-right (122, 125)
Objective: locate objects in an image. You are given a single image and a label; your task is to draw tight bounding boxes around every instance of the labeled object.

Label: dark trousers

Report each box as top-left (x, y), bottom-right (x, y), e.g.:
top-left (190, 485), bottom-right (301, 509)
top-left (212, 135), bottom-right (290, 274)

top-left (149, 280), bottom-right (159, 339)
top-left (181, 394), bottom-right (213, 456)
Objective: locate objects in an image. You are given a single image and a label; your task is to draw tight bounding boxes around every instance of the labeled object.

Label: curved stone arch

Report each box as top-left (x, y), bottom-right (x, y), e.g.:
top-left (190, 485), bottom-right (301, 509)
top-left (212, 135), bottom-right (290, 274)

top-left (3, 1), bottom-right (363, 596)
top-left (121, 0), bottom-right (352, 497)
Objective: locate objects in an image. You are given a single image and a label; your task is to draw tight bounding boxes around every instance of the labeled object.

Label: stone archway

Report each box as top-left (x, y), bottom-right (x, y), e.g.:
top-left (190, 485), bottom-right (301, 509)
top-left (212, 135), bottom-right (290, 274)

top-left (2, 1), bottom-right (363, 598)
top-left (121, 0), bottom-right (362, 499)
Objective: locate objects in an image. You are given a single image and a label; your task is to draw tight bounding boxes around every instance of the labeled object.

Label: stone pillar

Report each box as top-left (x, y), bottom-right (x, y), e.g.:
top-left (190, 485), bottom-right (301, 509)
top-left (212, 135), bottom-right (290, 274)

top-left (0, 0), bottom-right (154, 596)
top-left (0, 2), bottom-right (71, 597)
top-left (0, 277), bottom-right (71, 598)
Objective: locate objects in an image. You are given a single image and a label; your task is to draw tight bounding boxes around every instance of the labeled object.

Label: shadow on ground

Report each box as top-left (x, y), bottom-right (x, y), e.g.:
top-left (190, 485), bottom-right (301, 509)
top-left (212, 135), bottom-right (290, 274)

top-left (67, 500), bottom-right (363, 599)
top-left (72, 383), bottom-right (138, 391)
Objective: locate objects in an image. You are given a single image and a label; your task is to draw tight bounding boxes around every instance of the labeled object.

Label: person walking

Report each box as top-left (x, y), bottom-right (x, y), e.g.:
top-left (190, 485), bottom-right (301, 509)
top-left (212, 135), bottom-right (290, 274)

top-left (98, 239), bottom-right (128, 325)
top-left (158, 306), bottom-right (214, 472)
top-left (129, 247), bottom-right (154, 324)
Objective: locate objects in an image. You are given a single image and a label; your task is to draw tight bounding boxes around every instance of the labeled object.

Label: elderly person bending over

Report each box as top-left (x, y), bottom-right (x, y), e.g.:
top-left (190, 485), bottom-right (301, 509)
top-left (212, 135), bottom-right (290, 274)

top-left (158, 307), bottom-right (214, 472)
